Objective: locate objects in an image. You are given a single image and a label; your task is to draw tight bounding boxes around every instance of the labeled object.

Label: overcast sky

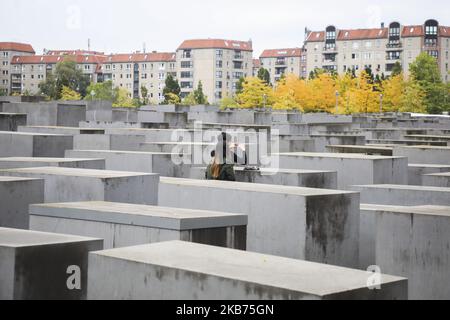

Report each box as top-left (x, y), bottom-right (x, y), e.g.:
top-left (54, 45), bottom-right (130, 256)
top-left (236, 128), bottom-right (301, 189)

top-left (1, 0), bottom-right (449, 57)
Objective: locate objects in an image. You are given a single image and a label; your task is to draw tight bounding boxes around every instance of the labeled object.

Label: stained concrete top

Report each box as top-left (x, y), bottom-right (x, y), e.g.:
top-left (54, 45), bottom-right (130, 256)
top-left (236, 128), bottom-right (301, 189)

top-left (0, 157), bottom-right (104, 163)
top-left (0, 112), bottom-right (27, 116)
top-left (0, 167), bottom-right (157, 178)
top-left (277, 152), bottom-right (404, 160)
top-left (233, 167), bottom-right (336, 174)
top-left (161, 177), bottom-right (355, 196)
top-left (409, 164), bottom-right (450, 169)
top-left (92, 241), bottom-right (406, 297)
top-left (0, 227), bottom-right (101, 248)
top-left (30, 202), bottom-right (247, 230)
top-left (69, 150), bottom-right (179, 156)
top-left (0, 131), bottom-right (71, 137)
top-left (327, 145), bottom-right (393, 151)
top-left (0, 176), bottom-right (42, 183)
top-left (425, 172), bottom-right (450, 178)
top-left (361, 204), bottom-right (450, 218)
top-left (405, 135), bottom-right (450, 140)
top-left (393, 145), bottom-right (450, 150)
top-left (353, 184), bottom-right (450, 192)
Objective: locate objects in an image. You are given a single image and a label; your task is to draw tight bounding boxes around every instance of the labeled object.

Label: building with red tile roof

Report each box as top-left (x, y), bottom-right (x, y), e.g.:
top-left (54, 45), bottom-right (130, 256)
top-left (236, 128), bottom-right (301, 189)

top-left (259, 48), bottom-right (307, 81)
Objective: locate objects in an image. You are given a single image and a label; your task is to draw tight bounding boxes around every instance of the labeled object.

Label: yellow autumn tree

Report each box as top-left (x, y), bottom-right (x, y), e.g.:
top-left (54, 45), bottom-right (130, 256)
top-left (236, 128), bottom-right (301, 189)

top-left (304, 73), bottom-right (336, 113)
top-left (345, 71), bottom-right (379, 114)
top-left (336, 72), bottom-right (357, 114)
top-left (273, 74), bottom-right (302, 110)
top-left (382, 74), bottom-right (404, 112)
top-left (237, 77), bottom-right (275, 108)
top-left (113, 88), bottom-right (134, 108)
top-left (60, 86), bottom-right (81, 101)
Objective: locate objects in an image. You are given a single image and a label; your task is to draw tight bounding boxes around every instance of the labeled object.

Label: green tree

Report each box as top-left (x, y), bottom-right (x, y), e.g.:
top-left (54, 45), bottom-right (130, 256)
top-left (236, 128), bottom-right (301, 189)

top-left (410, 53), bottom-right (449, 114)
top-left (236, 77), bottom-right (245, 94)
top-left (141, 85), bottom-right (149, 105)
top-left (220, 96), bottom-right (239, 109)
top-left (38, 60), bottom-right (89, 100)
top-left (193, 81), bottom-right (208, 105)
top-left (162, 74), bottom-right (180, 104)
top-left (257, 68), bottom-right (271, 85)
top-left (391, 62), bottom-right (403, 77)
top-left (84, 81), bottom-right (116, 101)
top-left (180, 92), bottom-right (197, 106)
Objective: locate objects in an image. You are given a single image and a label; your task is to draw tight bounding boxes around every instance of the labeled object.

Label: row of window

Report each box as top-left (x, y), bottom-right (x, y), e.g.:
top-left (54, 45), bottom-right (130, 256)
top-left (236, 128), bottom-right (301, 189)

top-left (104, 63), bottom-right (174, 71)
top-left (315, 38), bottom-right (450, 51)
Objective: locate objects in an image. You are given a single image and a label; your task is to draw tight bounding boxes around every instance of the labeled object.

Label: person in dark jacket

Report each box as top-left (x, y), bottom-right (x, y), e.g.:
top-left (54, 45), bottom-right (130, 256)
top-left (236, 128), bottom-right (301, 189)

top-left (205, 133), bottom-right (247, 181)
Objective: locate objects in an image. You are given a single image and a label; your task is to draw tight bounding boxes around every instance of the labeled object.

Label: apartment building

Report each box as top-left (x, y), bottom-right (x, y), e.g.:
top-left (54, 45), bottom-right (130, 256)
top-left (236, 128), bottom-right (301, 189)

top-left (305, 19), bottom-right (450, 82)
top-left (252, 59), bottom-right (261, 77)
top-left (0, 42), bottom-right (35, 95)
top-left (10, 54), bottom-right (106, 95)
top-left (101, 52), bottom-right (176, 102)
top-left (259, 48), bottom-right (307, 83)
top-left (176, 39), bottom-right (253, 103)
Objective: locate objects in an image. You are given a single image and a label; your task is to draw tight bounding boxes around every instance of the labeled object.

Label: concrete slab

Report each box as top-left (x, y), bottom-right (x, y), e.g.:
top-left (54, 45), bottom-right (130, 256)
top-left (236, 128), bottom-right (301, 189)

top-left (351, 184), bottom-right (450, 206)
top-left (0, 176), bottom-right (44, 229)
top-left (0, 157), bottom-right (105, 170)
top-left (30, 201), bottom-right (247, 250)
top-left (310, 134), bottom-right (365, 152)
top-left (408, 164), bottom-right (450, 185)
top-left (65, 150), bottom-right (190, 177)
top-left (87, 241), bottom-right (407, 300)
top-left (0, 131), bottom-right (73, 158)
top-left (0, 227), bottom-right (102, 300)
top-left (393, 145), bottom-right (450, 165)
top-left (159, 177), bottom-right (360, 268)
top-left (18, 126), bottom-right (106, 135)
top-left (0, 167), bottom-right (159, 205)
top-left (0, 113), bottom-right (27, 132)
top-left (326, 145), bottom-right (393, 156)
top-left (423, 172), bottom-right (450, 188)
top-left (277, 152), bottom-right (408, 189)
top-left (360, 204), bottom-right (450, 300)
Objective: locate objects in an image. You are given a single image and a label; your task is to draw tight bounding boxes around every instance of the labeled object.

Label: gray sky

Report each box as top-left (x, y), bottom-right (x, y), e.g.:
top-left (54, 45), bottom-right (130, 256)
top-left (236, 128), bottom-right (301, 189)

top-left (1, 0), bottom-right (449, 57)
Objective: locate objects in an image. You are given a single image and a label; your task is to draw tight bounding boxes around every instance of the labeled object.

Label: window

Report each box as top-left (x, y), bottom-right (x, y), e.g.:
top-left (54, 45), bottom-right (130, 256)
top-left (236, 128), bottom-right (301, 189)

top-left (159, 63), bottom-right (165, 70)
top-left (180, 71), bottom-right (193, 78)
top-left (216, 60), bottom-right (223, 68)
top-left (142, 64), bottom-right (147, 70)
top-left (216, 50), bottom-right (223, 59)
top-left (215, 91), bottom-right (222, 99)
top-left (158, 73), bottom-right (165, 80)
top-left (425, 25), bottom-right (438, 35)
top-left (181, 61), bottom-right (193, 68)
top-left (112, 64), bottom-right (116, 70)
top-left (180, 81), bottom-right (193, 89)
top-left (141, 73), bottom-right (147, 79)
top-left (2, 52), bottom-right (8, 57)
top-left (2, 61), bottom-right (8, 66)
top-left (216, 81), bottom-right (222, 89)
top-left (216, 71), bottom-right (223, 78)
top-left (84, 65), bottom-right (90, 70)
top-left (182, 50), bottom-right (192, 59)
top-left (365, 41), bottom-right (372, 48)
top-left (126, 64), bottom-right (131, 70)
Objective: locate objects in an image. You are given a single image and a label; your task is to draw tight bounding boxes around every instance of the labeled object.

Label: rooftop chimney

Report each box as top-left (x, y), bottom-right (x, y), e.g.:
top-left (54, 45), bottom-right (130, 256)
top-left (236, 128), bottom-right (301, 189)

top-left (381, 22), bottom-right (385, 28)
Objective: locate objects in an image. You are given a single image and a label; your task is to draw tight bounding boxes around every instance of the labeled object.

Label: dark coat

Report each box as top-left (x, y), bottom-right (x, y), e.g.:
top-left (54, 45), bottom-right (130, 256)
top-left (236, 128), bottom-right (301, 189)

top-left (205, 164), bottom-right (236, 181)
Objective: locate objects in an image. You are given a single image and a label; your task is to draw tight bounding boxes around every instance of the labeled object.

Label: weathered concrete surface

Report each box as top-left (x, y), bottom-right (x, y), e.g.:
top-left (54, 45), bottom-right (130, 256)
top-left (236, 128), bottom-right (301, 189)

top-left (408, 164), bottom-right (450, 186)
top-left (0, 132), bottom-right (73, 158)
top-left (311, 134), bottom-right (366, 153)
top-left (87, 241), bottom-right (407, 300)
top-left (73, 134), bottom-right (146, 151)
top-left (423, 172), bottom-right (450, 188)
top-left (351, 184), bottom-right (450, 206)
top-left (0, 167), bottom-right (159, 205)
top-left (360, 204), bottom-right (450, 300)
top-left (367, 139), bottom-right (448, 147)
top-left (18, 126), bottom-right (105, 135)
top-left (2, 102), bottom-right (86, 126)
top-left (65, 150), bottom-right (190, 177)
top-left (86, 100), bottom-right (113, 122)
top-left (0, 227), bottom-right (102, 300)
top-left (0, 157), bottom-right (105, 170)
top-left (326, 145), bottom-right (393, 156)
top-left (189, 167), bottom-right (338, 189)
top-left (0, 177), bottom-right (44, 229)
top-left (393, 146), bottom-right (450, 165)
top-left (277, 136), bottom-right (316, 153)
top-left (30, 201), bottom-right (247, 250)
top-left (278, 152), bottom-right (408, 189)
top-left (0, 113), bottom-right (27, 132)
top-left (159, 177), bottom-right (360, 268)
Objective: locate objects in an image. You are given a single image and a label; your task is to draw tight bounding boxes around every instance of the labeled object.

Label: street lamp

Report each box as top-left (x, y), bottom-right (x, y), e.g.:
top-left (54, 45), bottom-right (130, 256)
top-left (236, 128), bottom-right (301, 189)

top-left (379, 93), bottom-right (384, 114)
top-left (263, 94), bottom-right (267, 109)
top-left (335, 91), bottom-right (340, 114)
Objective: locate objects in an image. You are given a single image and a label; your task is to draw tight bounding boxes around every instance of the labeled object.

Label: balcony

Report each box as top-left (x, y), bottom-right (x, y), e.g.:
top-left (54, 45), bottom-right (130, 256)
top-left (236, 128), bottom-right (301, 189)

top-left (385, 56), bottom-right (401, 62)
top-left (323, 46), bottom-right (338, 53)
top-left (233, 54), bottom-right (244, 60)
top-left (386, 42), bottom-right (403, 50)
top-left (181, 53), bottom-right (192, 59)
top-left (275, 60), bottom-right (286, 66)
top-left (423, 43), bottom-right (439, 50)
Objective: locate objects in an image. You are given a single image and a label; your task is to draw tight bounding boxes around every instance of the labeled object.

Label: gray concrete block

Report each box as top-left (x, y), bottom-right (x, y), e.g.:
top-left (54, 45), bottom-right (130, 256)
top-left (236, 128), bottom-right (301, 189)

top-left (0, 157), bottom-right (105, 170)
top-left (408, 164), bottom-right (450, 185)
top-left (423, 172), bottom-right (450, 188)
top-left (30, 201), bottom-right (247, 250)
top-left (351, 184), bottom-right (450, 206)
top-left (0, 132), bottom-right (73, 158)
top-left (65, 149), bottom-right (190, 177)
top-left (73, 134), bottom-right (146, 151)
top-left (393, 146), bottom-right (450, 165)
top-left (87, 241), bottom-right (407, 300)
top-left (0, 177), bottom-right (44, 229)
top-left (0, 227), bottom-right (102, 300)
top-left (278, 153), bottom-right (408, 189)
top-left (0, 113), bottom-right (27, 132)
top-left (159, 178), bottom-right (360, 268)
top-left (360, 205), bottom-right (450, 300)
top-left (311, 134), bottom-right (366, 153)
top-left (0, 167), bottom-right (159, 205)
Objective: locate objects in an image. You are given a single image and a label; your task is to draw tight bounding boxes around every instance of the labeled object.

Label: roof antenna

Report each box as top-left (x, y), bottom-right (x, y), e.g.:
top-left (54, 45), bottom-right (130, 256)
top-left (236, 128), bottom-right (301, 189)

top-left (143, 42), bottom-right (146, 53)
